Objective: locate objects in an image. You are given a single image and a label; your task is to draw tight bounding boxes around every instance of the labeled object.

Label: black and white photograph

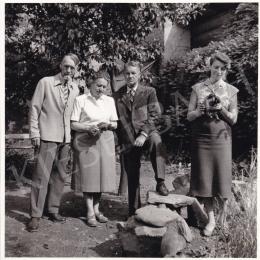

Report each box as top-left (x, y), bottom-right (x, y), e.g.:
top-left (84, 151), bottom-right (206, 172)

top-left (3, 2), bottom-right (258, 258)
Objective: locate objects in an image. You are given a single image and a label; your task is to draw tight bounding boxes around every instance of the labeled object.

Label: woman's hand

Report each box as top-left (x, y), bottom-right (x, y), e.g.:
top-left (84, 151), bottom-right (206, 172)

top-left (196, 102), bottom-right (206, 117)
top-left (97, 122), bottom-right (111, 131)
top-left (214, 103), bottom-right (223, 111)
top-left (87, 125), bottom-right (101, 137)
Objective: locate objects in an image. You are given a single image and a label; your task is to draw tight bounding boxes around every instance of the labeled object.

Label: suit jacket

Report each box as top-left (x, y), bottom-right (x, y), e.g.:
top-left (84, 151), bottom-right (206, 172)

top-left (114, 84), bottom-right (161, 145)
top-left (29, 73), bottom-right (79, 143)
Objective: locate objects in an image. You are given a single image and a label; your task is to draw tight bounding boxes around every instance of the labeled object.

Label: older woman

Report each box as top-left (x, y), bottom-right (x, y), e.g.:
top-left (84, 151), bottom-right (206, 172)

top-left (187, 52), bottom-right (239, 236)
top-left (71, 72), bottom-right (118, 227)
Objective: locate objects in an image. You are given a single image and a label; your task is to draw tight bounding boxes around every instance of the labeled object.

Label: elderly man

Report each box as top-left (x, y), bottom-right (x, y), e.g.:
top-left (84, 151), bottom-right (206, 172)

top-left (115, 61), bottom-right (169, 217)
top-left (27, 53), bottom-right (80, 232)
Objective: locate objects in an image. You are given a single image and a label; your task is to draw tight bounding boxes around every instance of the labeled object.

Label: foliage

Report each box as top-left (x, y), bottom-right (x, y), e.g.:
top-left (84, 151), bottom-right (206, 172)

top-left (159, 3), bottom-right (206, 26)
top-left (5, 3), bottom-right (210, 131)
top-left (5, 3), bottom-right (164, 129)
top-left (159, 3), bottom-right (258, 157)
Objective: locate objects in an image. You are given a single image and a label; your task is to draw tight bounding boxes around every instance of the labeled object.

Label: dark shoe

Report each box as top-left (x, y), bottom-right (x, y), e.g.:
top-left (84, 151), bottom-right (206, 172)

top-left (48, 213), bottom-right (66, 223)
top-left (156, 182), bottom-right (169, 196)
top-left (95, 213), bottom-right (108, 223)
top-left (27, 217), bottom-right (40, 232)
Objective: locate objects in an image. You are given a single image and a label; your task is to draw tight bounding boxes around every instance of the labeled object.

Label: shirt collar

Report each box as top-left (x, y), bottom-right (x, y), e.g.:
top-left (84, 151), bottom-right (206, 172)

top-left (127, 83), bottom-right (138, 94)
top-left (204, 78), bottom-right (225, 88)
top-left (54, 73), bottom-right (76, 89)
top-left (87, 92), bottom-right (105, 101)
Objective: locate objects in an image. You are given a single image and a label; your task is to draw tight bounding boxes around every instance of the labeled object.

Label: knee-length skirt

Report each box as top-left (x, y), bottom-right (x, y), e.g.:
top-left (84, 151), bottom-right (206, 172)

top-left (71, 130), bottom-right (117, 193)
top-left (190, 117), bottom-right (232, 199)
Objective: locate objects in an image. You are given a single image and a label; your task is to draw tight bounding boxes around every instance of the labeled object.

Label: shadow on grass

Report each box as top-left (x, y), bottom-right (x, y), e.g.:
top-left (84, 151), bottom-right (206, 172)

top-left (60, 191), bottom-right (128, 221)
top-left (5, 181), bottom-right (31, 224)
top-left (90, 237), bottom-right (123, 257)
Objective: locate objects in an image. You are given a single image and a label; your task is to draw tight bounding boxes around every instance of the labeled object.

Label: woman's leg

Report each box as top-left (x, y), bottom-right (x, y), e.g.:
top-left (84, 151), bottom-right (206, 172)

top-left (93, 192), bottom-right (101, 215)
top-left (203, 197), bottom-right (216, 236)
top-left (93, 193), bottom-right (108, 223)
top-left (217, 198), bottom-right (228, 229)
top-left (83, 192), bottom-right (97, 226)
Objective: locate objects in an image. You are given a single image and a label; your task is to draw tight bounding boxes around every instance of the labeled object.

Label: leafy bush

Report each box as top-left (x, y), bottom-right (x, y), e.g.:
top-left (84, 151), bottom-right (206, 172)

top-left (159, 3), bottom-right (258, 158)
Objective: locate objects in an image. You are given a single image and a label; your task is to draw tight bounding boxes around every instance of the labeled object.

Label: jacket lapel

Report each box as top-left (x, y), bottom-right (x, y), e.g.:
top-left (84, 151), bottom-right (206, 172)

top-left (132, 85), bottom-right (145, 109)
top-left (120, 85), bottom-right (132, 111)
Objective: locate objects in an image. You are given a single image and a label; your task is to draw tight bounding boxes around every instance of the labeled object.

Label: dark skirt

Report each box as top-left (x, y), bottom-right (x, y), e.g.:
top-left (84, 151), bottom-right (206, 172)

top-left (190, 116), bottom-right (232, 199)
top-left (71, 130), bottom-right (117, 193)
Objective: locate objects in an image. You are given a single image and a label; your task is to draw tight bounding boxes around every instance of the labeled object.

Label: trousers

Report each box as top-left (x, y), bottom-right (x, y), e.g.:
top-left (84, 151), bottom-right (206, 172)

top-left (123, 132), bottom-right (167, 216)
top-left (30, 140), bottom-right (71, 217)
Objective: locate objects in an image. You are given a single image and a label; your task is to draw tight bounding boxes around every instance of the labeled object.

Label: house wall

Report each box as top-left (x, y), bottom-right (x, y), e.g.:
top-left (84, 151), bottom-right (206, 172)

top-left (163, 19), bottom-right (191, 63)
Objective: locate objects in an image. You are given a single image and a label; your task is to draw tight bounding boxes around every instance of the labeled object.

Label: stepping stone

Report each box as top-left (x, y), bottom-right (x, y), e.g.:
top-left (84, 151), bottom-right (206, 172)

top-left (135, 205), bottom-right (181, 227)
top-left (135, 226), bottom-right (167, 237)
top-left (147, 191), bottom-right (208, 226)
top-left (147, 191), bottom-right (194, 206)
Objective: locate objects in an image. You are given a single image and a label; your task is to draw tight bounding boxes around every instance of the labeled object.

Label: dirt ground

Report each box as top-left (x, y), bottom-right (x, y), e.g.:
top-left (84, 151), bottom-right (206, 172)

top-left (5, 161), bottom-right (216, 257)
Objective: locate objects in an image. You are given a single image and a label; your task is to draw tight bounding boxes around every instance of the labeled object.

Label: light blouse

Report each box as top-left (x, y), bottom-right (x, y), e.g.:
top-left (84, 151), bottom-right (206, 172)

top-left (192, 79), bottom-right (239, 110)
top-left (71, 93), bottom-right (118, 125)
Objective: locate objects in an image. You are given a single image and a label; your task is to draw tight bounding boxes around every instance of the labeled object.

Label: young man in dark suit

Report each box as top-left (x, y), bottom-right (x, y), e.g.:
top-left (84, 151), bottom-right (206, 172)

top-left (115, 61), bottom-right (169, 217)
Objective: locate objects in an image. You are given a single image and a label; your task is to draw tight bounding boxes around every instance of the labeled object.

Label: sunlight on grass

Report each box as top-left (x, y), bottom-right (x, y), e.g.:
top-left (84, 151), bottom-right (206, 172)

top-left (214, 148), bottom-right (257, 257)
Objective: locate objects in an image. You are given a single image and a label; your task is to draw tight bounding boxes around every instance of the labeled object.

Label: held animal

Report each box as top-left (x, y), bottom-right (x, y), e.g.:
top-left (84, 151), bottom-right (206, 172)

top-left (204, 93), bottom-right (221, 120)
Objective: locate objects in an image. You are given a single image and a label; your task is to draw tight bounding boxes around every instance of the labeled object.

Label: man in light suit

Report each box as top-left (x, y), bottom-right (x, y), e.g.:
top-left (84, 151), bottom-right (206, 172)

top-left (27, 53), bottom-right (80, 232)
top-left (115, 61), bottom-right (169, 217)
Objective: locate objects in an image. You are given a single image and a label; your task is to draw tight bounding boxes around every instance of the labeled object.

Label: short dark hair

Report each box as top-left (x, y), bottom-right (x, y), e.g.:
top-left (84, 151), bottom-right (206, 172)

top-left (124, 61), bottom-right (142, 71)
top-left (210, 52), bottom-right (231, 69)
top-left (62, 53), bottom-right (80, 66)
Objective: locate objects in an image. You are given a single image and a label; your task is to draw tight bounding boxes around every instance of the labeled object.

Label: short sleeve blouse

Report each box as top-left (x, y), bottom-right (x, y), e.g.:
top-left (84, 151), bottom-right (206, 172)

top-left (192, 79), bottom-right (239, 110)
top-left (71, 93), bottom-right (118, 125)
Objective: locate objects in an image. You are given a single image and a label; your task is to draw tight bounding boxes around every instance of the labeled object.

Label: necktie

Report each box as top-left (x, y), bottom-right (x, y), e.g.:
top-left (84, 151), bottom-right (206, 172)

top-left (62, 83), bottom-right (69, 103)
top-left (128, 89), bottom-right (135, 103)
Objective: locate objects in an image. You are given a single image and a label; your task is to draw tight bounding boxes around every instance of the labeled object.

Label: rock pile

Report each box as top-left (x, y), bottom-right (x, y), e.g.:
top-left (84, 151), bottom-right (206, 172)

top-left (118, 191), bottom-right (208, 257)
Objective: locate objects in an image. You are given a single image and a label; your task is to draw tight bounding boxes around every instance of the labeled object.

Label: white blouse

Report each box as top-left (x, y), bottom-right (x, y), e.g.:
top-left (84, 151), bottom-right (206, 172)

top-left (71, 93), bottom-right (118, 125)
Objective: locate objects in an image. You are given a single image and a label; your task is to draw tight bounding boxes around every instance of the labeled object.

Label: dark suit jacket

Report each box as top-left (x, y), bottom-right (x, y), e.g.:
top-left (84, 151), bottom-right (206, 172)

top-left (114, 84), bottom-right (161, 146)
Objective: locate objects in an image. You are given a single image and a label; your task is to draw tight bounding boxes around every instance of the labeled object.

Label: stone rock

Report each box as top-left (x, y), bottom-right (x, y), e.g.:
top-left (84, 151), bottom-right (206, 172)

top-left (178, 206), bottom-right (188, 219)
top-left (147, 191), bottom-right (195, 207)
top-left (161, 219), bottom-right (188, 257)
top-left (135, 205), bottom-right (181, 227)
top-left (120, 232), bottom-right (140, 256)
top-left (135, 226), bottom-right (167, 237)
top-left (147, 191), bottom-right (208, 226)
top-left (117, 216), bottom-right (143, 231)
top-left (177, 218), bottom-right (193, 243)
top-left (172, 173), bottom-right (190, 195)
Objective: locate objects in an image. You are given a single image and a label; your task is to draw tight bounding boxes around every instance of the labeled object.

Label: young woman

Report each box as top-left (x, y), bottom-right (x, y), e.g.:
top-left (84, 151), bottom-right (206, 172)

top-left (187, 52), bottom-right (239, 236)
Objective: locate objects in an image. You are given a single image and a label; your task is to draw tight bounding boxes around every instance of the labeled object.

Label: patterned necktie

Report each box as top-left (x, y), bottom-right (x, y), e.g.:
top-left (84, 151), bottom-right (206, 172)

top-left (62, 82), bottom-right (69, 103)
top-left (128, 89), bottom-right (135, 103)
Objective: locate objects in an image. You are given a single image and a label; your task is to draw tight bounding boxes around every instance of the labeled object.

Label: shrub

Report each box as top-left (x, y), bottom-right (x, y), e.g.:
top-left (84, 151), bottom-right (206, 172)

top-left (159, 3), bottom-right (258, 158)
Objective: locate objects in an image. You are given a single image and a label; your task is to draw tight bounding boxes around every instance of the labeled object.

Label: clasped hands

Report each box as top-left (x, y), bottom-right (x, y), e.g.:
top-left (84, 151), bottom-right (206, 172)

top-left (197, 97), bottom-right (223, 117)
top-left (86, 122), bottom-right (112, 137)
